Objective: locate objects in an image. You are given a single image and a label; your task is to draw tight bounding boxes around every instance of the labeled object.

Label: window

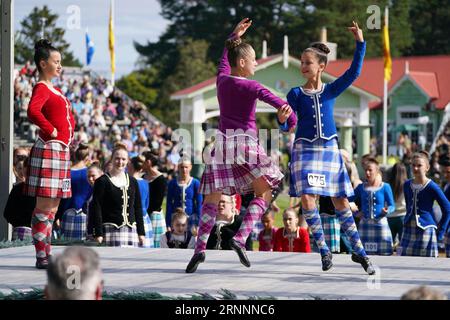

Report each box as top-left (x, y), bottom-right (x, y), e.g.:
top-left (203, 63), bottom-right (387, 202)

top-left (400, 112), bottom-right (419, 119)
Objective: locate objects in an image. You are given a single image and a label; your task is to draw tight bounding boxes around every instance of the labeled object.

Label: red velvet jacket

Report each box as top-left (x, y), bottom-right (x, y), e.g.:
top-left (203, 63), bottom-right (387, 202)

top-left (27, 82), bottom-right (75, 146)
top-left (273, 227), bottom-right (311, 253)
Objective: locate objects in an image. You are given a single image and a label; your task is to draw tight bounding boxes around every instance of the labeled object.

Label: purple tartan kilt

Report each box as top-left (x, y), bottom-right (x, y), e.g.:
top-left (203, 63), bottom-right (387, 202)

top-left (103, 224), bottom-right (139, 247)
top-left (23, 138), bottom-right (71, 199)
top-left (200, 133), bottom-right (284, 195)
top-left (11, 227), bottom-right (32, 241)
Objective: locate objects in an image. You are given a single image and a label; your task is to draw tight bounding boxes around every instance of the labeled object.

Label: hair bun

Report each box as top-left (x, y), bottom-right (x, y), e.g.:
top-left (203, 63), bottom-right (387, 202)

top-left (419, 150), bottom-right (430, 158)
top-left (310, 42), bottom-right (330, 54)
top-left (225, 37), bottom-right (242, 50)
top-left (35, 39), bottom-right (52, 50)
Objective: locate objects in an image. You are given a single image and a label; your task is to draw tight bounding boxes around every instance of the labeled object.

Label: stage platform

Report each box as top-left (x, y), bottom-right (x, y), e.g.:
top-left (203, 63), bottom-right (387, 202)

top-left (0, 246), bottom-right (449, 299)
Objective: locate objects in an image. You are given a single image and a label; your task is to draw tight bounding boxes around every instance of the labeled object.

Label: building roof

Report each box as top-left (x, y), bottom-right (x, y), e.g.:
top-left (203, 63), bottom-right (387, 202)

top-left (172, 53), bottom-right (450, 110)
top-left (326, 55), bottom-right (450, 110)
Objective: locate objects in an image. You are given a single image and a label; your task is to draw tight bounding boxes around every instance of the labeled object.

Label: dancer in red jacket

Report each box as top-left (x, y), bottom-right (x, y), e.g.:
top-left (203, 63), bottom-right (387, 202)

top-left (23, 39), bottom-right (75, 269)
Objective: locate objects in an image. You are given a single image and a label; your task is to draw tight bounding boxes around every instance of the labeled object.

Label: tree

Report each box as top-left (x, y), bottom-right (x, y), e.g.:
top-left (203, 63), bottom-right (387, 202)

top-left (116, 68), bottom-right (158, 107)
top-left (15, 5), bottom-right (81, 66)
top-left (156, 38), bottom-right (216, 127)
top-left (407, 0), bottom-right (450, 55)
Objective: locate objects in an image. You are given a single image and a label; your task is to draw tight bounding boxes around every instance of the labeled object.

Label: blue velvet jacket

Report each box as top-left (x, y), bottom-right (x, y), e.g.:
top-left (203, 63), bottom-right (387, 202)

top-left (166, 177), bottom-right (203, 227)
top-left (281, 41), bottom-right (366, 142)
top-left (351, 182), bottom-right (395, 220)
top-left (403, 179), bottom-right (450, 241)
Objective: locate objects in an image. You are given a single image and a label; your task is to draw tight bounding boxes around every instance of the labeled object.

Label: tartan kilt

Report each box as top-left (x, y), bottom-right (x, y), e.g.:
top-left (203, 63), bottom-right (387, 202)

top-left (142, 214), bottom-right (154, 248)
top-left (400, 218), bottom-right (438, 257)
top-left (320, 213), bottom-right (340, 253)
top-left (150, 211), bottom-right (166, 248)
top-left (23, 138), bottom-right (71, 198)
top-left (60, 209), bottom-right (87, 241)
top-left (252, 220), bottom-right (264, 241)
top-left (103, 224), bottom-right (139, 247)
top-left (200, 133), bottom-right (284, 196)
top-left (358, 217), bottom-right (393, 255)
top-left (11, 227), bottom-right (32, 241)
top-left (289, 138), bottom-right (354, 198)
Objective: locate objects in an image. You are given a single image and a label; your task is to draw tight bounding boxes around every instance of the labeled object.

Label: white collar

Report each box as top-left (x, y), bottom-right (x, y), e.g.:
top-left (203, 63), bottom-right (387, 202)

top-left (299, 83), bottom-right (326, 96)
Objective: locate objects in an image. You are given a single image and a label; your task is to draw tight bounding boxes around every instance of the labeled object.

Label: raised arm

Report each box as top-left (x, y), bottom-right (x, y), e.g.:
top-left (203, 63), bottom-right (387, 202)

top-left (218, 18), bottom-right (253, 76)
top-left (328, 21), bottom-right (365, 98)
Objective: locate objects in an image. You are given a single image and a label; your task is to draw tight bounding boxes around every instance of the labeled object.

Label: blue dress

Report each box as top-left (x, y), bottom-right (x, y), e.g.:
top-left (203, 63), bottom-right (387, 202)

top-left (136, 178), bottom-right (154, 248)
top-left (352, 182), bottom-right (395, 255)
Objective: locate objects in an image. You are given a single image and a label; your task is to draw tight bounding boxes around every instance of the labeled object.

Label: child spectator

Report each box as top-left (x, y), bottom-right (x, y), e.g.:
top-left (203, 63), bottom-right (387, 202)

top-left (3, 156), bottom-right (35, 241)
top-left (273, 208), bottom-right (311, 253)
top-left (206, 195), bottom-right (252, 250)
top-left (258, 212), bottom-right (277, 251)
top-left (160, 208), bottom-right (195, 249)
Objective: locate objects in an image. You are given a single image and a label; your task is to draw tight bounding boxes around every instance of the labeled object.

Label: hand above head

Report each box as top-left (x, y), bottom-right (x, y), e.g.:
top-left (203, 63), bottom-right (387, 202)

top-left (347, 20), bottom-right (364, 42)
top-left (233, 17), bottom-right (252, 38)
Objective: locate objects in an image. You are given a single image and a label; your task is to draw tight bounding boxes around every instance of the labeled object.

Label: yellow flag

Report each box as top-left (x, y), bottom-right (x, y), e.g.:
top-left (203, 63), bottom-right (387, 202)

top-left (383, 7), bottom-right (392, 82)
top-left (108, 1), bottom-right (115, 75)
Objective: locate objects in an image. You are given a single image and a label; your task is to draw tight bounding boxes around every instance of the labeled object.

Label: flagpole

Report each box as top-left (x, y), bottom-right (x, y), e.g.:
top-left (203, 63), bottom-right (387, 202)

top-left (382, 6), bottom-right (389, 165)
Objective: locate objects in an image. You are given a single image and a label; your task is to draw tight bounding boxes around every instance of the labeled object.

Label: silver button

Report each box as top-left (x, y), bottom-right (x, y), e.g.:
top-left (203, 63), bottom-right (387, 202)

top-left (321, 113), bottom-right (324, 116)
top-left (321, 124), bottom-right (324, 127)
top-left (314, 125), bottom-right (316, 128)
top-left (313, 115), bottom-right (316, 118)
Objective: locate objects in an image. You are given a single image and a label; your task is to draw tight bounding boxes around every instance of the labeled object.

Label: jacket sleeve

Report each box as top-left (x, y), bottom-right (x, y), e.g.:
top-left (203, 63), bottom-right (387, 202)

top-left (27, 84), bottom-right (55, 136)
top-left (327, 41), bottom-right (366, 98)
top-left (194, 179), bottom-right (203, 218)
top-left (165, 180), bottom-right (175, 227)
top-left (277, 88), bottom-right (299, 132)
top-left (299, 228), bottom-right (311, 253)
top-left (349, 183), bottom-right (362, 203)
top-left (433, 183), bottom-right (450, 241)
top-left (133, 179), bottom-right (145, 236)
top-left (92, 177), bottom-right (105, 237)
top-left (217, 33), bottom-right (236, 77)
top-left (255, 83), bottom-right (298, 131)
top-left (383, 184), bottom-right (396, 218)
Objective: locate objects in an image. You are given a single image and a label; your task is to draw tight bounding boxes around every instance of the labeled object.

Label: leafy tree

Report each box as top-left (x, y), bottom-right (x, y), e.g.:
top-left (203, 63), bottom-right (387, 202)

top-left (407, 0), bottom-right (450, 55)
top-left (14, 5), bottom-right (81, 66)
top-left (116, 68), bottom-right (158, 107)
